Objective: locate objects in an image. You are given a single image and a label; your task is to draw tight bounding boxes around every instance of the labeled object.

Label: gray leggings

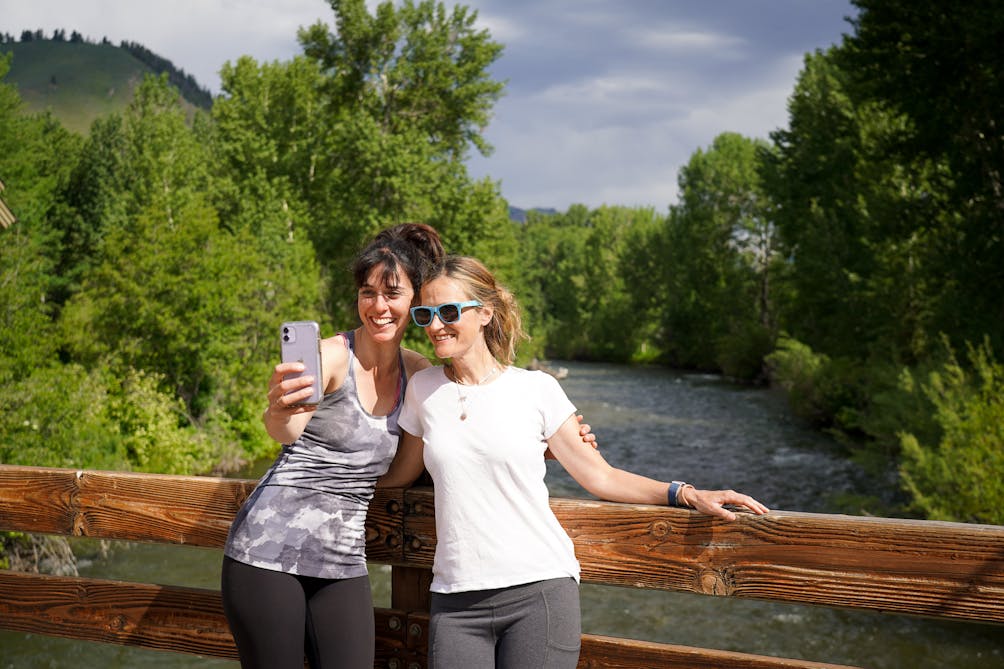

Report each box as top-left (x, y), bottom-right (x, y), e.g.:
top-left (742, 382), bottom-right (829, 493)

top-left (429, 578), bottom-right (581, 669)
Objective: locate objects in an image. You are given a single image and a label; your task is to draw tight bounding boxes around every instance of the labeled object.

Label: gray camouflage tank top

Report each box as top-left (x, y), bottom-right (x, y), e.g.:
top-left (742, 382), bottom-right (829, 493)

top-left (224, 331), bottom-right (405, 579)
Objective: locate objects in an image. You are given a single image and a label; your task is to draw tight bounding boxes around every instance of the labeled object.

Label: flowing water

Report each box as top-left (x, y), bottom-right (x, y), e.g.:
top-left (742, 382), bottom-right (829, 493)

top-left (2, 361), bottom-right (1001, 668)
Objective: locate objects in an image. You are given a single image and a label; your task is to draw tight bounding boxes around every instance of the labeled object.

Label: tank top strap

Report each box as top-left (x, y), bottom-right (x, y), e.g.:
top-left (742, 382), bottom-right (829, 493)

top-left (340, 330), bottom-right (359, 397)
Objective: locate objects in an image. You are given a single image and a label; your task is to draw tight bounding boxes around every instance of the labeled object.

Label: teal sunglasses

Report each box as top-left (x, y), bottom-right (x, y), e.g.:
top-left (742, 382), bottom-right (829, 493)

top-left (410, 300), bottom-right (482, 327)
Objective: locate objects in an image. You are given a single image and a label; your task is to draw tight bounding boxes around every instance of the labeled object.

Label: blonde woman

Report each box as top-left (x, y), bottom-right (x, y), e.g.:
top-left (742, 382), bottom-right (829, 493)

top-left (380, 255), bottom-right (769, 669)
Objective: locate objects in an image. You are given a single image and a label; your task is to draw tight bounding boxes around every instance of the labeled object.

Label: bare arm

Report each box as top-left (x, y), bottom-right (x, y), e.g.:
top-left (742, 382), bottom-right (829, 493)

top-left (544, 414), bottom-right (597, 460)
top-left (546, 415), bottom-right (769, 521)
top-left (377, 430), bottom-right (426, 488)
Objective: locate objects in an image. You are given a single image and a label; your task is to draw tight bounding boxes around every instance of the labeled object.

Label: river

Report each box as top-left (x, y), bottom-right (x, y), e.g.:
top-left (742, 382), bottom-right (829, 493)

top-left (2, 361), bottom-right (1001, 668)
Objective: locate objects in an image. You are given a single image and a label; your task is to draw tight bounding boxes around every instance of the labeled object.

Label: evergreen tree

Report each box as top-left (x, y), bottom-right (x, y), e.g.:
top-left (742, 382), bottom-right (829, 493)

top-left (842, 0), bottom-right (1004, 354)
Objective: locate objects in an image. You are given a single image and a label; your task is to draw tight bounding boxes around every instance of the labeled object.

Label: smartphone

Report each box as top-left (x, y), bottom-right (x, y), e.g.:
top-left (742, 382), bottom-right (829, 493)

top-left (279, 321), bottom-right (323, 406)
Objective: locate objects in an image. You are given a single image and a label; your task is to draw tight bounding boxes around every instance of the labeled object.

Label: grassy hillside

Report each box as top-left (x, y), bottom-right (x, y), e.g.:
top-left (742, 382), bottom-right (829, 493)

top-left (1, 40), bottom-right (206, 135)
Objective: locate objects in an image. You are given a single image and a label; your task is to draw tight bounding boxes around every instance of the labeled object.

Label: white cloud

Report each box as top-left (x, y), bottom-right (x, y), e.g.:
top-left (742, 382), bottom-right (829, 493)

top-left (472, 11), bottom-right (525, 43)
top-left (633, 28), bottom-right (747, 56)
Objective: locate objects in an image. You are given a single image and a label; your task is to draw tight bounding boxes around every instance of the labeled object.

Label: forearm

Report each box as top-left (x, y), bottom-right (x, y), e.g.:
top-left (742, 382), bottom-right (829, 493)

top-left (578, 466), bottom-right (670, 505)
top-left (586, 470), bottom-right (768, 521)
top-left (262, 406), bottom-right (310, 445)
top-left (375, 467), bottom-right (422, 488)
top-left (549, 419), bottom-right (768, 521)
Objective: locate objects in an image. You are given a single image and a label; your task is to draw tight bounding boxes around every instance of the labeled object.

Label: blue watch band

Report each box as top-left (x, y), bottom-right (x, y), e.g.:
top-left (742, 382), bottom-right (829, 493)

top-left (668, 480), bottom-right (685, 507)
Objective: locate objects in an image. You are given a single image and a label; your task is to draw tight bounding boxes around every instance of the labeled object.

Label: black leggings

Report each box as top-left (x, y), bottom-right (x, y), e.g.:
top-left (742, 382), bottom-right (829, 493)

top-left (221, 556), bottom-right (375, 669)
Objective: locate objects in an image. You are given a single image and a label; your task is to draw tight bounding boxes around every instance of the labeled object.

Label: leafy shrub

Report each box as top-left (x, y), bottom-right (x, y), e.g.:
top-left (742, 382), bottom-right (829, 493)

top-left (765, 335), bottom-right (876, 430)
top-left (0, 361), bottom-right (222, 475)
top-left (103, 367), bottom-right (215, 475)
top-left (898, 338), bottom-right (1004, 524)
top-left (715, 324), bottom-right (774, 382)
top-left (764, 335), bottom-right (833, 423)
top-left (0, 363), bottom-right (129, 469)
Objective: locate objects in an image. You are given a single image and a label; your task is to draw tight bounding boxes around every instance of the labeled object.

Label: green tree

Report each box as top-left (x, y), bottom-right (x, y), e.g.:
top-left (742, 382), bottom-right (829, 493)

top-left (518, 207), bottom-right (597, 359)
top-left (56, 76), bottom-right (282, 466)
top-left (213, 55), bottom-right (328, 227)
top-left (842, 0), bottom-right (1004, 355)
top-left (294, 0), bottom-right (509, 319)
top-left (577, 206), bottom-right (660, 362)
top-left (215, 1), bottom-right (511, 328)
top-left (516, 205), bottom-right (663, 363)
top-left (211, 55), bottom-right (327, 326)
top-left (652, 133), bottom-right (777, 377)
top-left (762, 30), bottom-right (1003, 520)
top-left (763, 49), bottom-right (944, 364)
top-left (0, 58), bottom-right (137, 472)
top-left (0, 56), bottom-right (81, 385)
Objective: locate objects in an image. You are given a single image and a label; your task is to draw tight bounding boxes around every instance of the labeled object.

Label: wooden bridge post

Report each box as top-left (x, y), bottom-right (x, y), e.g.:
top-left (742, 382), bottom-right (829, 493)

top-left (391, 566), bottom-right (433, 611)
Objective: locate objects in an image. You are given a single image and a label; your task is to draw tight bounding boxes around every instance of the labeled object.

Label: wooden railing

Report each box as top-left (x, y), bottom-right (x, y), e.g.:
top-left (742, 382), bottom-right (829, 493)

top-left (1, 464), bottom-right (1002, 668)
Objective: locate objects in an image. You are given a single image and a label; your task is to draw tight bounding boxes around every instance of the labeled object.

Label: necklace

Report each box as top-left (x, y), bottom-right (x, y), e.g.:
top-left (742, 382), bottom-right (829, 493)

top-left (448, 363), bottom-right (499, 420)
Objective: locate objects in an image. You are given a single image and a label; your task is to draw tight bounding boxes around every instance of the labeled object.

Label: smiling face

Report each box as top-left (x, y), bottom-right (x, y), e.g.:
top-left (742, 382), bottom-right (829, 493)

top-left (419, 276), bottom-right (492, 362)
top-left (357, 263), bottom-right (415, 344)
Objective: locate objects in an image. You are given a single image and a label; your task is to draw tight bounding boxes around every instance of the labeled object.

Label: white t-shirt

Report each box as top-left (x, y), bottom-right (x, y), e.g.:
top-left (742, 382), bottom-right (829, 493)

top-left (398, 365), bottom-right (581, 593)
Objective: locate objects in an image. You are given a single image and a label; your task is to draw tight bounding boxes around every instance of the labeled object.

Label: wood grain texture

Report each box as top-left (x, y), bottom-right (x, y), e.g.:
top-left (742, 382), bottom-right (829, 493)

top-left (0, 570), bottom-right (239, 659)
top-left (2, 464), bottom-right (1002, 648)
top-left (0, 571), bottom-right (864, 669)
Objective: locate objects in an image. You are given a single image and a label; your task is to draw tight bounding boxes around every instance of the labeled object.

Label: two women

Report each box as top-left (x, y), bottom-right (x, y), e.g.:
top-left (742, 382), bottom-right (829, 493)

top-left (222, 225), bottom-right (595, 668)
top-left (223, 223), bottom-right (766, 669)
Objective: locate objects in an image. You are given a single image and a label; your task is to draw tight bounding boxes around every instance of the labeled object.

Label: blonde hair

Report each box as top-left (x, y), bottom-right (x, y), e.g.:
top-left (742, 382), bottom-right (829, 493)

top-left (432, 256), bottom-right (528, 366)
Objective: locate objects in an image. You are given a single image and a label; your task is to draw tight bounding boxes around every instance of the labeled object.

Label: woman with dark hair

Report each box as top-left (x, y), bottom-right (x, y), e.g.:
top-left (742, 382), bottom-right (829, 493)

top-left (381, 255), bottom-right (769, 669)
top-left (220, 224), bottom-right (443, 669)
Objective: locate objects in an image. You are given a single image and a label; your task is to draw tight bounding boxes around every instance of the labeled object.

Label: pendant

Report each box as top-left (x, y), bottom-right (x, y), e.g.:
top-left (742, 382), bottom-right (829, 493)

top-left (460, 412), bottom-right (467, 421)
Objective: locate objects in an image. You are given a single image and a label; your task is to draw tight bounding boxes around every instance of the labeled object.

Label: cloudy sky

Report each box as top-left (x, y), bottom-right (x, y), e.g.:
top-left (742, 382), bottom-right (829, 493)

top-left (4, 0), bottom-right (857, 211)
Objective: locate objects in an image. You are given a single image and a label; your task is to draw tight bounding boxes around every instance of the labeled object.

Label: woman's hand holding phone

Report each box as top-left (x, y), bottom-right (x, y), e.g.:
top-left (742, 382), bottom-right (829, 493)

top-left (278, 321), bottom-right (323, 407)
top-left (267, 361), bottom-right (321, 416)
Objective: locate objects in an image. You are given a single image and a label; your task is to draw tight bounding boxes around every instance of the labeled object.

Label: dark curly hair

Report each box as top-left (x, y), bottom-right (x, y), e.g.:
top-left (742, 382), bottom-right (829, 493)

top-left (351, 223), bottom-right (446, 295)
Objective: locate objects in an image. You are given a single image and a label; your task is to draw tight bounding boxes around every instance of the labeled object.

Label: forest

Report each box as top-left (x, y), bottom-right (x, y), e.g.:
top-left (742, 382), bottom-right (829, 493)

top-left (1, 0), bottom-right (1002, 540)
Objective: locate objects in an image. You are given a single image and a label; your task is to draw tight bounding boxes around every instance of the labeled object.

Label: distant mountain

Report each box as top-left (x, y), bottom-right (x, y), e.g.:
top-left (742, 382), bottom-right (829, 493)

top-left (508, 206), bottom-right (558, 223)
top-left (0, 34), bottom-right (213, 135)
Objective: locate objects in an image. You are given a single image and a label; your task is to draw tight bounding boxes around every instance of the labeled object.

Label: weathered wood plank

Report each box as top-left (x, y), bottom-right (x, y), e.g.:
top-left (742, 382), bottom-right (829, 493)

top-left (0, 466), bottom-right (403, 559)
top-left (391, 566), bottom-right (433, 611)
top-left (557, 500), bottom-right (1004, 623)
top-left (0, 466), bottom-right (79, 536)
top-left (0, 571), bottom-right (864, 669)
top-left (578, 634), bottom-right (865, 669)
top-left (3, 466), bottom-right (1004, 625)
top-left (74, 469), bottom-right (253, 546)
top-left (365, 488), bottom-right (406, 563)
top-left (400, 486), bottom-right (437, 566)
top-left (0, 465), bottom-right (252, 547)
top-left (0, 570), bottom-right (238, 659)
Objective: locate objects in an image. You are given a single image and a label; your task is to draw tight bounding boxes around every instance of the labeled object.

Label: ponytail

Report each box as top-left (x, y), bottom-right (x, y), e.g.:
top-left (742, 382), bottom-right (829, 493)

top-left (352, 223), bottom-right (445, 293)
